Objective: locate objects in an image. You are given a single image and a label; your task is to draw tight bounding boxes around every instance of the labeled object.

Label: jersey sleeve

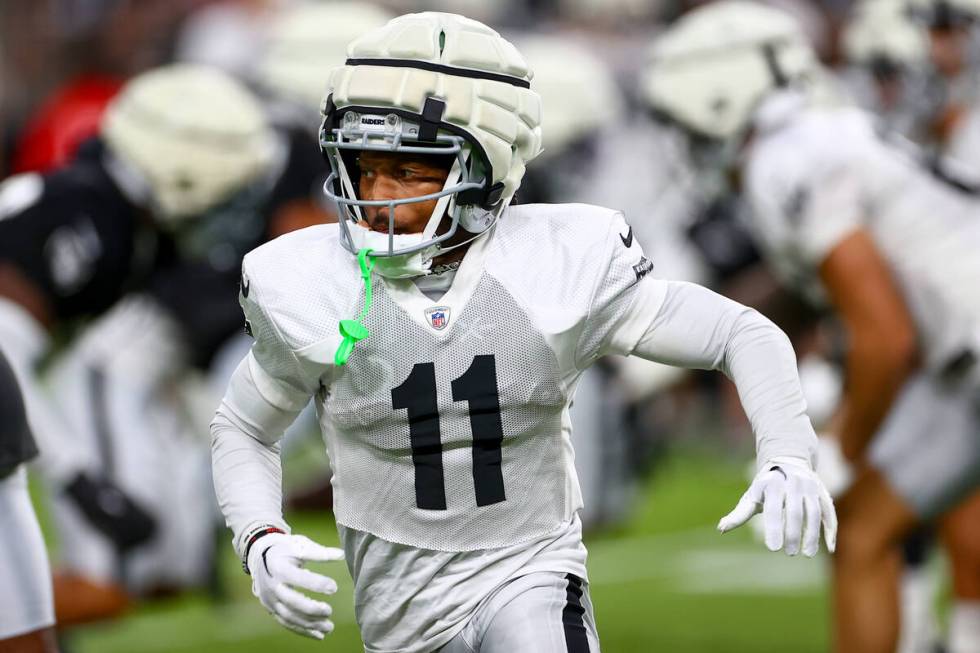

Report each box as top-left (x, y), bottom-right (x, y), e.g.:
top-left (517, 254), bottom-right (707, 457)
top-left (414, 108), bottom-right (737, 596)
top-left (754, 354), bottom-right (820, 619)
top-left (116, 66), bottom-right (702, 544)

top-left (574, 211), bottom-right (666, 367)
top-left (631, 280), bottom-right (817, 466)
top-left (239, 255), bottom-right (320, 412)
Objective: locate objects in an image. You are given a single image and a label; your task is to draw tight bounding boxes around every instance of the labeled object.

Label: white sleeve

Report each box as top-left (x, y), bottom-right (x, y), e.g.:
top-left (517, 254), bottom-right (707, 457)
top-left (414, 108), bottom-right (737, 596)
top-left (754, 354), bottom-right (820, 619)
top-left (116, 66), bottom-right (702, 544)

top-left (211, 258), bottom-right (319, 559)
top-left (575, 211), bottom-right (662, 368)
top-left (211, 353), bottom-right (308, 558)
top-left (628, 279), bottom-right (817, 468)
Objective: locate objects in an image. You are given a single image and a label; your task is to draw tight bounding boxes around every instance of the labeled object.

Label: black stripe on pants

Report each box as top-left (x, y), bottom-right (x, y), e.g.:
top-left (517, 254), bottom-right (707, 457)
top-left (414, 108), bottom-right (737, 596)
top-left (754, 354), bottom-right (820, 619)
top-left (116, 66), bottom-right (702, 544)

top-left (562, 573), bottom-right (590, 652)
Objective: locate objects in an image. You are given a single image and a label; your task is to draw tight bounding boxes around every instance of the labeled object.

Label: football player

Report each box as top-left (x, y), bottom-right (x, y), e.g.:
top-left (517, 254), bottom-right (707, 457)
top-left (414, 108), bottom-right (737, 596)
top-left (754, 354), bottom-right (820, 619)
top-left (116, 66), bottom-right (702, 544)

top-left (211, 12), bottom-right (836, 651)
top-left (0, 63), bottom-right (275, 625)
top-left (908, 0), bottom-right (980, 171)
top-left (644, 3), bottom-right (980, 652)
top-left (841, 0), bottom-right (932, 140)
top-left (0, 349), bottom-right (57, 652)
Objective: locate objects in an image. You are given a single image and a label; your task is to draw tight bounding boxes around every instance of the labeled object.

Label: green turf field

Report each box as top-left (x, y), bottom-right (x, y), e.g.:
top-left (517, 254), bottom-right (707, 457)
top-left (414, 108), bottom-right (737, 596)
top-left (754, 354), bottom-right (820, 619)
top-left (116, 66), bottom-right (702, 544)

top-left (66, 451), bottom-right (831, 652)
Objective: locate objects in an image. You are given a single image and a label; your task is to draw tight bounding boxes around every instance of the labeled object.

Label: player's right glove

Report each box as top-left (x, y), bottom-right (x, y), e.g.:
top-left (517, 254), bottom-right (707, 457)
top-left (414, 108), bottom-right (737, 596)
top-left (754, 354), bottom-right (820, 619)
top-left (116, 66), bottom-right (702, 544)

top-left (64, 472), bottom-right (157, 552)
top-left (247, 532), bottom-right (345, 640)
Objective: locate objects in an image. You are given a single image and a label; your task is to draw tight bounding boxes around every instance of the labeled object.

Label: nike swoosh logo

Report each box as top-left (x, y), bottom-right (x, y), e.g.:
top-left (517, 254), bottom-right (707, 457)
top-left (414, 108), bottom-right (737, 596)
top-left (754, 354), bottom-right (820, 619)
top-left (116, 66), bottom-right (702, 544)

top-left (241, 276), bottom-right (250, 298)
top-left (620, 226), bottom-right (633, 248)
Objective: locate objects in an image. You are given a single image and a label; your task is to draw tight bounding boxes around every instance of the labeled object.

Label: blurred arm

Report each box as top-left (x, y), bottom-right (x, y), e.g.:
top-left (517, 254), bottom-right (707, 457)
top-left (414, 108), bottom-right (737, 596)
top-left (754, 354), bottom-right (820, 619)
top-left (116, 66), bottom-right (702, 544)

top-left (630, 279), bottom-right (817, 467)
top-left (817, 230), bottom-right (917, 462)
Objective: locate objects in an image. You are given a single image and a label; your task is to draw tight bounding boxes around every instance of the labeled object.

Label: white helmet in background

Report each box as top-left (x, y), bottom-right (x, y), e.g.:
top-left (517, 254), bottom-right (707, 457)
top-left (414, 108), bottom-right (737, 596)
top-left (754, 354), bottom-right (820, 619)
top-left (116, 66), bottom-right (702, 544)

top-left (642, 1), bottom-right (818, 142)
top-left (101, 64), bottom-right (274, 223)
top-left (257, 2), bottom-right (394, 115)
top-left (517, 35), bottom-right (623, 157)
top-left (321, 12), bottom-right (542, 278)
top-left (844, 0), bottom-right (929, 68)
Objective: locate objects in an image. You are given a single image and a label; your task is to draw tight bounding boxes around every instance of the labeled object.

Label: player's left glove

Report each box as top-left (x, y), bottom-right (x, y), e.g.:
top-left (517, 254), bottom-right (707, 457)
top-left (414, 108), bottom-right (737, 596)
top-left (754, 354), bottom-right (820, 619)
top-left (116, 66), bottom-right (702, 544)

top-left (717, 456), bottom-right (837, 557)
top-left (247, 532), bottom-right (345, 640)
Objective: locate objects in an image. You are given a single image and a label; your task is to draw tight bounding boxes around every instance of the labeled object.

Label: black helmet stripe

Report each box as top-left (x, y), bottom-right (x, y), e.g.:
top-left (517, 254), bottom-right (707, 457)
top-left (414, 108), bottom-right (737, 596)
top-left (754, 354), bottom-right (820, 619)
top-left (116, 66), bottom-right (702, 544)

top-left (345, 58), bottom-right (531, 88)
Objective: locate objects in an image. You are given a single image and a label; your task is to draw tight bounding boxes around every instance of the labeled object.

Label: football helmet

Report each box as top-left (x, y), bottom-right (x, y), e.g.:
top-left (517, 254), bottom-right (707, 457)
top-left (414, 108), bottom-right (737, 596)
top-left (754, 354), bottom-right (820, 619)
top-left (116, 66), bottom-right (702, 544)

top-left (319, 12), bottom-right (543, 278)
top-left (101, 64), bottom-right (275, 224)
top-left (257, 2), bottom-right (394, 116)
top-left (642, 1), bottom-right (818, 144)
top-left (518, 35), bottom-right (622, 158)
top-left (844, 0), bottom-right (929, 69)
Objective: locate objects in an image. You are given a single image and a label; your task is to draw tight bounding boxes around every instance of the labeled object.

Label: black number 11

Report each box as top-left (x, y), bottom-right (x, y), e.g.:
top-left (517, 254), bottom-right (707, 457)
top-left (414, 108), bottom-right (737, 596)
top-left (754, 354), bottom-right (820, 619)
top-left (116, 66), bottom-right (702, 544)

top-left (391, 355), bottom-right (506, 510)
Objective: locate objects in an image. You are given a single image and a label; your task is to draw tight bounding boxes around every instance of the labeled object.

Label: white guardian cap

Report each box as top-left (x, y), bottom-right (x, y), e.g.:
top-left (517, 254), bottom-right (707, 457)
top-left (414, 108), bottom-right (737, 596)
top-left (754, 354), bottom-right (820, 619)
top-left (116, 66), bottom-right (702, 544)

top-left (642, 1), bottom-right (818, 143)
top-left (101, 64), bottom-right (275, 223)
top-left (320, 12), bottom-right (543, 276)
top-left (844, 0), bottom-right (929, 69)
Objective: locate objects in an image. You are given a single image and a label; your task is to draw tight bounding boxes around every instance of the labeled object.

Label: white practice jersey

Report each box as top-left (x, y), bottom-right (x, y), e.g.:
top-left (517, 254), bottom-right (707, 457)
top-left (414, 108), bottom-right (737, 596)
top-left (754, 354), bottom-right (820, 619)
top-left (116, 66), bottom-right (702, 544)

top-left (216, 201), bottom-right (816, 652)
top-left (241, 204), bottom-right (653, 553)
top-left (744, 95), bottom-right (980, 373)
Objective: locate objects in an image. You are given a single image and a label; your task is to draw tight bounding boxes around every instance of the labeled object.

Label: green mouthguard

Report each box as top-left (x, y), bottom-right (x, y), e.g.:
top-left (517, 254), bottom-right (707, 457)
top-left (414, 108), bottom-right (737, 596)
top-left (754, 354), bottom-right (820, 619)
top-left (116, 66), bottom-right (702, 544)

top-left (334, 248), bottom-right (375, 366)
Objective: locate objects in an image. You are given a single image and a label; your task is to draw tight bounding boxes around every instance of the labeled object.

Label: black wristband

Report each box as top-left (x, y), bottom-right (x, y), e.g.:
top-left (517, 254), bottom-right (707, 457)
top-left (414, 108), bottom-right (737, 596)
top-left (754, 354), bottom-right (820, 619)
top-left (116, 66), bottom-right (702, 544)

top-left (242, 526), bottom-right (285, 575)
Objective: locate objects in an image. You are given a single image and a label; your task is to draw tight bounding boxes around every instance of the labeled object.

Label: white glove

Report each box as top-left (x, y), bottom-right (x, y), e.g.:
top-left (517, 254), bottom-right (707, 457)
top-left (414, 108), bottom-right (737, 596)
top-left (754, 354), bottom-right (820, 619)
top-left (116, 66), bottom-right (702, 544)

top-left (248, 533), bottom-right (345, 639)
top-left (815, 433), bottom-right (855, 498)
top-left (718, 457), bottom-right (837, 557)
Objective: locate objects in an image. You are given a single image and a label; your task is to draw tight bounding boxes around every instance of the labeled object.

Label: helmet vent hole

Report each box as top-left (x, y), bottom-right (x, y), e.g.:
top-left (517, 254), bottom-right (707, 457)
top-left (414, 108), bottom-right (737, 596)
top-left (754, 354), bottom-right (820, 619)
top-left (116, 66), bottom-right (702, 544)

top-left (439, 30), bottom-right (446, 55)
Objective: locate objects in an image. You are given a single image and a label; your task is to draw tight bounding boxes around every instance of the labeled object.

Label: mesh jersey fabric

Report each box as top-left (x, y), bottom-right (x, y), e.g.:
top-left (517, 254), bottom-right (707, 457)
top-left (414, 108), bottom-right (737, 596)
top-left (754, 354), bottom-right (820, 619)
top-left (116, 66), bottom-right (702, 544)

top-left (240, 203), bottom-right (652, 551)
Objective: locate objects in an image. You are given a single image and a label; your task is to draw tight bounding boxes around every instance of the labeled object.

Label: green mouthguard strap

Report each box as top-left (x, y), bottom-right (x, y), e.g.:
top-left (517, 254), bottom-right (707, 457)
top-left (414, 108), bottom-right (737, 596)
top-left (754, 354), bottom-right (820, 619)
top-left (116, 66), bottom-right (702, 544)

top-left (334, 248), bottom-right (375, 366)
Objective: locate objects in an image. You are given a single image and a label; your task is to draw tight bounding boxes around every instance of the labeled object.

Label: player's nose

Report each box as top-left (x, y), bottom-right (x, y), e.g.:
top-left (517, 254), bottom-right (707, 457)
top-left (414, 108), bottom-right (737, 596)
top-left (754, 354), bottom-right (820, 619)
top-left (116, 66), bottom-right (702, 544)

top-left (365, 207), bottom-right (392, 233)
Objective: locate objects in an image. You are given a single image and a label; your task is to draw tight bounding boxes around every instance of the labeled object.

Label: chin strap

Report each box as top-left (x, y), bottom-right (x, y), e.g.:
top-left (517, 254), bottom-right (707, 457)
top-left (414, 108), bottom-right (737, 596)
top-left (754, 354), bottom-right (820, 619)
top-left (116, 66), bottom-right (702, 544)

top-left (334, 248), bottom-right (375, 366)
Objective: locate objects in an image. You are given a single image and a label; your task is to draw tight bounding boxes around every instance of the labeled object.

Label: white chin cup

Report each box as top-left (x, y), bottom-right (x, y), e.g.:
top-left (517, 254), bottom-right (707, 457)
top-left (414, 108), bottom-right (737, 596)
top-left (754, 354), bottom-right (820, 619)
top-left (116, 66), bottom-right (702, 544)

top-left (347, 222), bottom-right (436, 279)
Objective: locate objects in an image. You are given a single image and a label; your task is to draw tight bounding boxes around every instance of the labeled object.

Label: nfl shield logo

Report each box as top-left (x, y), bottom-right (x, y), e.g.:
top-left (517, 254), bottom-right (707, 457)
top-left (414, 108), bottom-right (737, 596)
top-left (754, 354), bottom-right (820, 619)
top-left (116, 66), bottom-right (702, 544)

top-left (424, 306), bottom-right (450, 331)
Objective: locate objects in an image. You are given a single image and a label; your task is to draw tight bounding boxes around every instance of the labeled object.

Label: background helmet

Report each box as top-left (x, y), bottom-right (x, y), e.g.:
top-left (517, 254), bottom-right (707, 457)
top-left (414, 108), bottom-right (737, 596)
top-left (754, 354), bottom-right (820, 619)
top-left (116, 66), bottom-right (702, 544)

top-left (642, 1), bottom-right (818, 143)
top-left (515, 34), bottom-right (623, 204)
top-left (518, 34), bottom-right (623, 159)
top-left (320, 11), bottom-right (543, 269)
top-left (844, 0), bottom-right (930, 69)
top-left (101, 63), bottom-right (274, 224)
top-left (257, 2), bottom-right (394, 118)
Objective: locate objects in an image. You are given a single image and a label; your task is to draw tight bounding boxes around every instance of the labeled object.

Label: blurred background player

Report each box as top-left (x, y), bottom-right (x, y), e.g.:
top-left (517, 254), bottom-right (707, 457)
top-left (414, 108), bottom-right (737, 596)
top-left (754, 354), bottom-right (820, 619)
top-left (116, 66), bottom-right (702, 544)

top-left (0, 349), bottom-right (57, 653)
top-left (841, 3), bottom-right (951, 651)
top-left (644, 3), bottom-right (980, 653)
top-left (906, 0), bottom-right (980, 174)
top-left (841, 0), bottom-right (933, 139)
top-left (0, 63), bottom-right (277, 627)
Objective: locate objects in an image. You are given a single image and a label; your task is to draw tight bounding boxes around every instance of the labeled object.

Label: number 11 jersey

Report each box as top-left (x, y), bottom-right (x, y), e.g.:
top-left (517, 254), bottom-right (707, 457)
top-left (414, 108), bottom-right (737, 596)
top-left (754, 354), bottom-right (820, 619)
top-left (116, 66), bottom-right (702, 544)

top-left (241, 202), bottom-right (656, 552)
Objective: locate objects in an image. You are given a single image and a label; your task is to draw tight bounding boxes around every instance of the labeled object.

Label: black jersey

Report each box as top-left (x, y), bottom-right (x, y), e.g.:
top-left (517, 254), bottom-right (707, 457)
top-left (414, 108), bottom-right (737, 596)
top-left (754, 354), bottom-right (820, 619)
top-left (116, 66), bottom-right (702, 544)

top-left (0, 139), bottom-right (158, 323)
top-left (0, 349), bottom-right (36, 476)
top-left (145, 126), bottom-right (328, 369)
